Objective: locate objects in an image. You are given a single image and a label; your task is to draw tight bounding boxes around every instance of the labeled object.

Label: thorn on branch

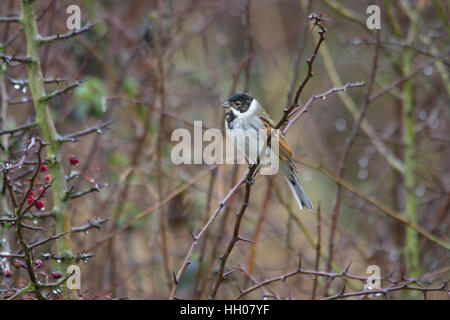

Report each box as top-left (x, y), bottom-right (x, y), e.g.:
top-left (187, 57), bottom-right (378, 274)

top-left (223, 269), bottom-right (236, 279)
top-left (172, 271), bottom-right (179, 284)
top-left (339, 284), bottom-right (346, 295)
top-left (344, 260), bottom-right (352, 274)
top-left (236, 236), bottom-right (254, 244)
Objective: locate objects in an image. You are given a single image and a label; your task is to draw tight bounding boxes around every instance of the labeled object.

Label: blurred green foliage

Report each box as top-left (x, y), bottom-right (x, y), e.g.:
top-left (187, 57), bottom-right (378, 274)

top-left (73, 77), bottom-right (107, 120)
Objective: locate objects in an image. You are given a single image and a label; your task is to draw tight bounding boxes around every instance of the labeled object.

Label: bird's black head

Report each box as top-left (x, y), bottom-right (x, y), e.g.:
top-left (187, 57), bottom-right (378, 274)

top-left (222, 93), bottom-right (254, 113)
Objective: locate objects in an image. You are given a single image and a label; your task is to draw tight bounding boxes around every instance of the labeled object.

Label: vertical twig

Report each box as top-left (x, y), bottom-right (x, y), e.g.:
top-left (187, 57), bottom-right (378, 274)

top-left (243, 0), bottom-right (253, 92)
top-left (192, 168), bottom-right (217, 297)
top-left (402, 2), bottom-right (424, 280)
top-left (287, 0), bottom-right (313, 104)
top-left (311, 203), bottom-right (321, 300)
top-left (245, 178), bottom-right (272, 278)
top-left (209, 167), bottom-right (257, 299)
top-left (155, 1), bottom-right (172, 290)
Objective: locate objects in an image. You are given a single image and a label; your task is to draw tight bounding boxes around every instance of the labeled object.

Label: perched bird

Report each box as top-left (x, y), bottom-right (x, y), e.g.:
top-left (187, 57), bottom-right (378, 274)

top-left (222, 93), bottom-right (313, 210)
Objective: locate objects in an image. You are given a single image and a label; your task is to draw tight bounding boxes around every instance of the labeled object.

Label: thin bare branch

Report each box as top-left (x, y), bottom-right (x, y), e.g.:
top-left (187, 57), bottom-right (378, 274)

top-left (71, 217), bottom-right (111, 233)
top-left (38, 80), bottom-right (86, 103)
top-left (39, 23), bottom-right (97, 44)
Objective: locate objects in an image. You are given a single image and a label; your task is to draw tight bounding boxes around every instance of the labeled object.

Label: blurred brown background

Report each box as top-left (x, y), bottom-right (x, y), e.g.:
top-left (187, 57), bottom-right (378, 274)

top-left (0, 0), bottom-right (448, 299)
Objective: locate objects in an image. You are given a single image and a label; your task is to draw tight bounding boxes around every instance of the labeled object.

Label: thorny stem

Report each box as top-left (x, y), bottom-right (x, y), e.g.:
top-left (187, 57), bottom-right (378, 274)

top-left (209, 167), bottom-right (257, 299)
top-left (20, 0), bottom-right (73, 266)
top-left (276, 13), bottom-right (328, 130)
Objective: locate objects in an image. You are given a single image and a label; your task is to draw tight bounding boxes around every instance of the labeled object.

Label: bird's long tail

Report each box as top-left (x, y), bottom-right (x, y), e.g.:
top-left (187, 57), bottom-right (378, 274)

top-left (282, 165), bottom-right (313, 210)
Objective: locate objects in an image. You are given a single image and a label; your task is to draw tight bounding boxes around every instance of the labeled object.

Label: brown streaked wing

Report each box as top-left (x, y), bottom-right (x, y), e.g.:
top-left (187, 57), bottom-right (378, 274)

top-left (259, 116), bottom-right (293, 162)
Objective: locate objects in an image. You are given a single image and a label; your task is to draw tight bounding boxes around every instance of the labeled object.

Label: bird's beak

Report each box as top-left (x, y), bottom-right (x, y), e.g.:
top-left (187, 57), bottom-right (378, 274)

top-left (221, 101), bottom-right (230, 108)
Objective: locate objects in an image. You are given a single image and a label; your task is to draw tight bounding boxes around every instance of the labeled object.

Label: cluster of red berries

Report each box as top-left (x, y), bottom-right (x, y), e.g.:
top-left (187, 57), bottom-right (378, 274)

top-left (40, 164), bottom-right (51, 182)
top-left (25, 163), bottom-right (50, 210)
top-left (26, 189), bottom-right (44, 210)
top-left (24, 156), bottom-right (80, 211)
top-left (3, 259), bottom-right (63, 280)
top-left (69, 155), bottom-right (79, 166)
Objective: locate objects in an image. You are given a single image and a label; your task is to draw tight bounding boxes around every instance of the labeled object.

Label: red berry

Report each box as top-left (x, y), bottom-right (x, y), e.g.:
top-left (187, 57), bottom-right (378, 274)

top-left (51, 271), bottom-right (62, 279)
top-left (40, 164), bottom-right (48, 172)
top-left (12, 260), bottom-right (21, 269)
top-left (69, 155), bottom-right (79, 165)
top-left (27, 196), bottom-right (34, 204)
top-left (34, 259), bottom-right (43, 268)
top-left (35, 200), bottom-right (44, 210)
top-left (44, 174), bottom-right (51, 182)
top-left (38, 186), bottom-right (45, 194)
top-left (26, 188), bottom-right (34, 196)
top-left (4, 268), bottom-right (12, 277)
